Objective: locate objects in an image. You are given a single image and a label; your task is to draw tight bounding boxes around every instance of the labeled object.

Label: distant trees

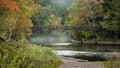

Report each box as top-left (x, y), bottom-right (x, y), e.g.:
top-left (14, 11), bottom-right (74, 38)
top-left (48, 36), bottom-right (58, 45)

top-left (32, 0), bottom-right (73, 25)
top-left (31, 0), bottom-right (73, 36)
top-left (67, 0), bottom-right (120, 41)
top-left (68, 0), bottom-right (103, 26)
top-left (31, 0), bottom-right (120, 41)
top-left (67, 0), bottom-right (103, 40)
top-left (32, 5), bottom-right (53, 25)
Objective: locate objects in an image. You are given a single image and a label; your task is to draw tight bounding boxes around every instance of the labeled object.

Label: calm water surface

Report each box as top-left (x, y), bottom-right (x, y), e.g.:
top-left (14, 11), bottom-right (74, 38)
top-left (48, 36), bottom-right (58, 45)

top-left (43, 43), bottom-right (120, 57)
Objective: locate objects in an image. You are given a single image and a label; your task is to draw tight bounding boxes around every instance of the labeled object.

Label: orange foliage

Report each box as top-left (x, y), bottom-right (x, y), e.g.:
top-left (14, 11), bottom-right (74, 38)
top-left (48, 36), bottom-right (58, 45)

top-left (0, 0), bottom-right (20, 12)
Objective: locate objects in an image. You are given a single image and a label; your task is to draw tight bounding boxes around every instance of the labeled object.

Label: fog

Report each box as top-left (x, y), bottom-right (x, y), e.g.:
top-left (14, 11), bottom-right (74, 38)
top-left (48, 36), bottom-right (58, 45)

top-left (51, 0), bottom-right (73, 7)
top-left (31, 34), bottom-right (71, 44)
top-left (31, 0), bottom-right (74, 44)
top-left (51, 0), bottom-right (73, 5)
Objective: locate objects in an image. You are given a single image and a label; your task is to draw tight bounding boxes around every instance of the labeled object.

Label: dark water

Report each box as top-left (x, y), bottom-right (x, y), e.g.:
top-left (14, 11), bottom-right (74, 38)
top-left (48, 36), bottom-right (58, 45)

top-left (43, 43), bottom-right (120, 61)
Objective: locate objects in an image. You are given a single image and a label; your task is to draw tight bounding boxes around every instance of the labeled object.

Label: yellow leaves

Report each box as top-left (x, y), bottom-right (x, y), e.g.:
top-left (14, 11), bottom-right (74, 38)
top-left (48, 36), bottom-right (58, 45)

top-left (68, 0), bottom-right (103, 26)
top-left (0, 0), bottom-right (39, 40)
top-left (99, 0), bottom-right (104, 4)
top-left (10, 0), bottom-right (38, 39)
top-left (50, 14), bottom-right (55, 19)
top-left (53, 17), bottom-right (62, 26)
top-left (21, 0), bottom-right (38, 16)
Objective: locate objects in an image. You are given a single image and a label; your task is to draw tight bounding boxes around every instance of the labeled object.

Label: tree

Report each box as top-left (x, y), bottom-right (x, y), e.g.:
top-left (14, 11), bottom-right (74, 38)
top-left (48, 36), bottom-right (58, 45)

top-left (0, 0), bottom-right (20, 40)
top-left (100, 0), bottom-right (120, 39)
top-left (0, 0), bottom-right (39, 41)
top-left (67, 0), bottom-right (103, 40)
top-left (0, 0), bottom-right (20, 12)
top-left (31, 0), bottom-right (73, 36)
top-left (32, 5), bottom-right (53, 25)
top-left (68, 0), bottom-right (103, 26)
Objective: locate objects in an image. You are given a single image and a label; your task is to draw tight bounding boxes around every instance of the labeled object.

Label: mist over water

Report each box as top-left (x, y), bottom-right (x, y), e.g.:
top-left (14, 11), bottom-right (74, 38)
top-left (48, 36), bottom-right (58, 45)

top-left (31, 0), bottom-right (74, 44)
top-left (31, 34), bottom-right (71, 44)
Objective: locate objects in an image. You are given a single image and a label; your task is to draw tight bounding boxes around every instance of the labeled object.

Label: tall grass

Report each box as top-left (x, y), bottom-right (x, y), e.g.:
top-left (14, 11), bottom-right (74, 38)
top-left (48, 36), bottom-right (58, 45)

top-left (99, 52), bottom-right (120, 68)
top-left (103, 59), bottom-right (120, 68)
top-left (0, 40), bottom-right (61, 68)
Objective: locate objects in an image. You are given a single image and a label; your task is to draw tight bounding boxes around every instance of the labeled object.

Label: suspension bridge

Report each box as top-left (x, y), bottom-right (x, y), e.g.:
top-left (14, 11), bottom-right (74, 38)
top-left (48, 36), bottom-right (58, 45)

top-left (33, 25), bottom-right (100, 30)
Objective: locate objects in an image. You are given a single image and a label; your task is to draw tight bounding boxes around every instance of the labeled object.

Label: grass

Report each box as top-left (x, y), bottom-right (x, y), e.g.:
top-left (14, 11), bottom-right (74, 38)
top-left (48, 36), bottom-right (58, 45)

top-left (98, 52), bottom-right (120, 68)
top-left (103, 59), bottom-right (120, 68)
top-left (0, 40), bottom-right (62, 68)
top-left (98, 59), bottom-right (120, 68)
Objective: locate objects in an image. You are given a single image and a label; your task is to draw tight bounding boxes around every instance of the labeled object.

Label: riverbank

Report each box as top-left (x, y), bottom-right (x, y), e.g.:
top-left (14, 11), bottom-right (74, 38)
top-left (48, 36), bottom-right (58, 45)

top-left (71, 40), bottom-right (120, 45)
top-left (59, 57), bottom-right (106, 68)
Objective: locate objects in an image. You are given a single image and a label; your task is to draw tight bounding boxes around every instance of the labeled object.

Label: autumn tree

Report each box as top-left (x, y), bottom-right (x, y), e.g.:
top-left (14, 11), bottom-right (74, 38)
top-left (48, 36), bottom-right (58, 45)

top-left (67, 0), bottom-right (103, 40)
top-left (0, 0), bottom-right (20, 40)
top-left (0, 0), bottom-right (20, 12)
top-left (0, 0), bottom-right (39, 41)
top-left (68, 0), bottom-right (103, 26)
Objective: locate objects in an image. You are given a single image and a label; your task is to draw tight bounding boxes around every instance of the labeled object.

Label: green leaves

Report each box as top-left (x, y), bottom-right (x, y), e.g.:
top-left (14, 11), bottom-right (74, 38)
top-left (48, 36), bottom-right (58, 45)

top-left (0, 41), bottom-right (61, 68)
top-left (101, 0), bottom-right (120, 32)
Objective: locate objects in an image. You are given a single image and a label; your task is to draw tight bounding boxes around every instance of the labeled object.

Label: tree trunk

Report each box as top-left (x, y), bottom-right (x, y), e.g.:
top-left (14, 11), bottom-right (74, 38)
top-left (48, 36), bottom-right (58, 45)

top-left (8, 12), bottom-right (21, 41)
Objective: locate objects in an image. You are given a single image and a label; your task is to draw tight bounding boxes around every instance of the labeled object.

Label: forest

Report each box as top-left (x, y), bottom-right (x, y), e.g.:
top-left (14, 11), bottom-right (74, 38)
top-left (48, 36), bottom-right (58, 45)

top-left (0, 0), bottom-right (120, 68)
top-left (32, 0), bottom-right (120, 41)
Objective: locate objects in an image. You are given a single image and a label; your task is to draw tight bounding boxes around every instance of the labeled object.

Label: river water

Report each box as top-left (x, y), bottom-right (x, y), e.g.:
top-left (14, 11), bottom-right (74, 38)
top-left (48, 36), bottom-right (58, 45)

top-left (42, 43), bottom-right (120, 61)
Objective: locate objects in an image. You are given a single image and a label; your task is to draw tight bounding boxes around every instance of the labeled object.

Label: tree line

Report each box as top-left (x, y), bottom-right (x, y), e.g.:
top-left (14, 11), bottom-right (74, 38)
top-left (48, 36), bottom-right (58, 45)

top-left (32, 0), bottom-right (120, 41)
top-left (68, 0), bottom-right (120, 41)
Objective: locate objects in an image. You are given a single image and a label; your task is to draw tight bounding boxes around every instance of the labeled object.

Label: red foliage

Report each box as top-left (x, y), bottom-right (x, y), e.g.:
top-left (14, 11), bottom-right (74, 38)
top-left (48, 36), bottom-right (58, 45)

top-left (0, 0), bottom-right (20, 12)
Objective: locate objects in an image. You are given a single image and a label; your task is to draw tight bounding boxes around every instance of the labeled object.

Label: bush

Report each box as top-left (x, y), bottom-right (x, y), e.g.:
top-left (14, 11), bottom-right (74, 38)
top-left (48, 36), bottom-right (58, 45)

top-left (0, 41), bottom-right (61, 68)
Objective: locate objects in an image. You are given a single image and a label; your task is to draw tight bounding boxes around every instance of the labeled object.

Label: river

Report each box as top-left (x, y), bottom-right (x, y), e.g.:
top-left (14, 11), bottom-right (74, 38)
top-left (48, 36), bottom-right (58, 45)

top-left (42, 43), bottom-right (120, 61)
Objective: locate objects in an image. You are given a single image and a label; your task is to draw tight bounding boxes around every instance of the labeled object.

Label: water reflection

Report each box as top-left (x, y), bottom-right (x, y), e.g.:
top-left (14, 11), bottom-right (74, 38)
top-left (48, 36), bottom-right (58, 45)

top-left (44, 43), bottom-right (72, 45)
top-left (44, 43), bottom-right (120, 61)
top-left (43, 43), bottom-right (120, 60)
top-left (53, 50), bottom-right (99, 56)
top-left (45, 43), bottom-right (120, 52)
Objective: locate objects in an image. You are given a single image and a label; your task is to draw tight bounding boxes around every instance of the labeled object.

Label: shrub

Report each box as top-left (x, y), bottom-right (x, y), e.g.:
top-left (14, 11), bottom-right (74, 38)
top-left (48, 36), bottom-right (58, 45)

top-left (0, 41), bottom-right (61, 68)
